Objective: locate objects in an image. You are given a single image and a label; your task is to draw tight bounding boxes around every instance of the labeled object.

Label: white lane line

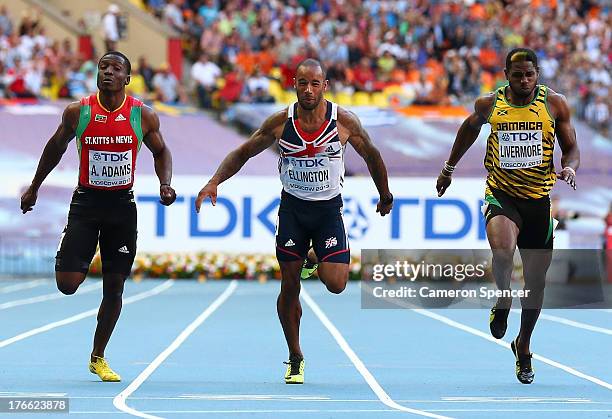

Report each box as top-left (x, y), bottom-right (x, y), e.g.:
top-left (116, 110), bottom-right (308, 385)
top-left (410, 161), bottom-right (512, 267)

top-left (179, 394), bottom-right (330, 400)
top-left (301, 287), bottom-right (453, 419)
top-left (113, 280), bottom-right (238, 419)
top-left (441, 396), bottom-right (591, 403)
top-left (0, 281), bottom-right (102, 310)
top-left (67, 408), bottom-right (612, 414)
top-left (0, 279), bottom-right (47, 294)
top-left (0, 280), bottom-right (174, 348)
top-left (32, 395), bottom-right (612, 404)
top-left (71, 409), bottom-right (400, 415)
top-left (411, 308), bottom-right (612, 391)
top-left (427, 409), bottom-right (612, 412)
top-left (511, 309), bottom-right (612, 336)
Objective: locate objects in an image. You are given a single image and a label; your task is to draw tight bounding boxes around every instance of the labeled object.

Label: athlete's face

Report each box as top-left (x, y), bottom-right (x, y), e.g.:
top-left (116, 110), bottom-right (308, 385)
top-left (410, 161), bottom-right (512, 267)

top-left (505, 61), bottom-right (539, 98)
top-left (294, 66), bottom-right (328, 111)
top-left (97, 55), bottom-right (130, 92)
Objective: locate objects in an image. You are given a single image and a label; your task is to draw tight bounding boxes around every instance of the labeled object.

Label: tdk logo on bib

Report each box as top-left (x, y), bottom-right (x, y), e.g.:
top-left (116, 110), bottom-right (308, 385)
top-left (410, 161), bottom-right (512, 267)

top-left (92, 152), bottom-right (130, 162)
top-left (500, 131), bottom-right (540, 142)
top-left (288, 157), bottom-right (326, 168)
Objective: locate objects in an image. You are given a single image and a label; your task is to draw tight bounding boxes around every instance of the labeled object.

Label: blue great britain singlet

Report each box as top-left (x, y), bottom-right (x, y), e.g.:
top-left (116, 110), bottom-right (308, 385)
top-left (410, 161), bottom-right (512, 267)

top-left (278, 101), bottom-right (345, 201)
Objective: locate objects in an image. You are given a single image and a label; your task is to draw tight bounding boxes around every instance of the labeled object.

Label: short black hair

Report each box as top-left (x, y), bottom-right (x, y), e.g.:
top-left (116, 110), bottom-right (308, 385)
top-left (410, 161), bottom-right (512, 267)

top-left (296, 58), bottom-right (326, 79)
top-left (505, 48), bottom-right (538, 71)
top-left (99, 51), bottom-right (131, 75)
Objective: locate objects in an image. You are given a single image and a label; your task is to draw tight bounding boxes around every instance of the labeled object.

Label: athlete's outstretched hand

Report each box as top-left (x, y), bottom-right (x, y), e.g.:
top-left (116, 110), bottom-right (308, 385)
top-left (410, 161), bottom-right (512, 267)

top-left (195, 182), bottom-right (218, 213)
top-left (436, 173), bottom-right (452, 197)
top-left (376, 193), bottom-right (393, 216)
top-left (160, 184), bottom-right (177, 206)
top-left (20, 185), bottom-right (38, 214)
top-left (558, 167), bottom-right (576, 190)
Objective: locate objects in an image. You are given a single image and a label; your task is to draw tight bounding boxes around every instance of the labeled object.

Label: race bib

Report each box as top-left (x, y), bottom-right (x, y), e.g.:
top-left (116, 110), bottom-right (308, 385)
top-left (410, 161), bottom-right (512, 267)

top-left (88, 150), bottom-right (132, 188)
top-left (283, 156), bottom-right (335, 193)
top-left (498, 130), bottom-right (543, 169)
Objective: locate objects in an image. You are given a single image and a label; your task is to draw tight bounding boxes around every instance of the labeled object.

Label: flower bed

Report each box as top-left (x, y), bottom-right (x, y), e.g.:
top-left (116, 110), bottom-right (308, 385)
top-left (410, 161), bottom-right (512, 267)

top-left (88, 252), bottom-right (362, 280)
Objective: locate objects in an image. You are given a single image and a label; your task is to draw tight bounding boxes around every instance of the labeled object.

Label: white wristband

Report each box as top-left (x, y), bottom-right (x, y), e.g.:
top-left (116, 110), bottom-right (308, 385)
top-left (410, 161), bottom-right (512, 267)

top-left (443, 161), bottom-right (455, 173)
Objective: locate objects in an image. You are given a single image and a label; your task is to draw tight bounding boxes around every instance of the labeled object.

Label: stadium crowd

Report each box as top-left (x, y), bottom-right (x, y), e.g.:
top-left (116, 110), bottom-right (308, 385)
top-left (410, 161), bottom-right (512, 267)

top-left (0, 1), bottom-right (610, 134)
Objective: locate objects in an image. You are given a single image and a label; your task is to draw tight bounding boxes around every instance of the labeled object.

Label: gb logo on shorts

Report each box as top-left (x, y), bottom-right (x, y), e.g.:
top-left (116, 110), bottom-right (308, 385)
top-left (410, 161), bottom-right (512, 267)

top-left (325, 237), bottom-right (338, 248)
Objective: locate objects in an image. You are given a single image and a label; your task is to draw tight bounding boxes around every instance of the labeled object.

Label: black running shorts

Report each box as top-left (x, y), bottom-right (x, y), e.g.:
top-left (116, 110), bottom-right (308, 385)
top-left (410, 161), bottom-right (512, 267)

top-left (275, 191), bottom-right (350, 264)
top-left (483, 188), bottom-right (554, 249)
top-left (55, 187), bottom-right (137, 276)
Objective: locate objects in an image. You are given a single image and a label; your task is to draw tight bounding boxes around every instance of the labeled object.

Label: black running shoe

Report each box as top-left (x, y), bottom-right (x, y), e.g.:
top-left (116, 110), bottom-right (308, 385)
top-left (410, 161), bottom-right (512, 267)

top-left (489, 306), bottom-right (510, 339)
top-left (511, 338), bottom-right (534, 384)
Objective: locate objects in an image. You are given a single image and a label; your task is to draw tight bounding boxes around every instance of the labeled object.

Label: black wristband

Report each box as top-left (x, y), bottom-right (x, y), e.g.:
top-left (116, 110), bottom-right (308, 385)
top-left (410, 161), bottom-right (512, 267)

top-left (160, 183), bottom-right (171, 187)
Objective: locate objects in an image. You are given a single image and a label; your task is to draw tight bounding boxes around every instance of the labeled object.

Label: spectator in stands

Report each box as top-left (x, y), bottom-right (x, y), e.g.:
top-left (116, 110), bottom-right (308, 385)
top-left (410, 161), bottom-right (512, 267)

top-left (0, 60), bottom-right (6, 98)
top-left (376, 50), bottom-right (396, 82)
top-left (126, 65), bottom-right (148, 101)
top-left (6, 56), bottom-right (36, 98)
top-left (216, 66), bottom-right (244, 111)
top-left (66, 60), bottom-right (88, 99)
top-left (198, 0), bottom-right (219, 27)
top-left (191, 52), bottom-right (221, 109)
top-left (585, 96), bottom-right (610, 135)
top-left (353, 56), bottom-right (376, 92)
top-left (334, 62), bottom-right (355, 95)
top-left (24, 57), bottom-right (44, 97)
top-left (103, 4), bottom-right (120, 52)
top-left (136, 56), bottom-right (155, 93)
top-left (199, 20), bottom-right (224, 60)
top-left (164, 0), bottom-right (186, 33)
top-left (411, 72), bottom-right (434, 105)
top-left (145, 0), bottom-right (166, 19)
top-left (185, 11), bottom-right (205, 46)
top-left (245, 66), bottom-right (274, 103)
top-left (153, 63), bottom-right (182, 104)
top-left (0, 5), bottom-right (12, 36)
top-left (589, 61), bottom-right (611, 87)
top-left (82, 62), bottom-right (97, 94)
top-left (235, 41), bottom-right (257, 77)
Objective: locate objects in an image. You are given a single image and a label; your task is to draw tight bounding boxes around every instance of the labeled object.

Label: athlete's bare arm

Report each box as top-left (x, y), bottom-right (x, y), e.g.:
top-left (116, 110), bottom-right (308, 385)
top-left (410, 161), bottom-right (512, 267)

top-left (436, 93), bottom-right (495, 197)
top-left (141, 106), bottom-right (176, 206)
top-left (195, 110), bottom-right (287, 212)
top-left (548, 90), bottom-right (580, 190)
top-left (20, 102), bottom-right (80, 214)
top-left (337, 107), bottom-right (393, 216)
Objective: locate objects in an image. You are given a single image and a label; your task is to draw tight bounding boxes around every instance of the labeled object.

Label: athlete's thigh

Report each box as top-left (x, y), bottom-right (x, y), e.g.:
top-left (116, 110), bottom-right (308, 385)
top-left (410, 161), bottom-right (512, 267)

top-left (99, 201), bottom-right (137, 276)
top-left (484, 188), bottom-right (521, 250)
top-left (311, 205), bottom-right (350, 264)
top-left (56, 202), bottom-right (100, 274)
top-left (275, 205), bottom-right (309, 262)
top-left (516, 196), bottom-right (553, 250)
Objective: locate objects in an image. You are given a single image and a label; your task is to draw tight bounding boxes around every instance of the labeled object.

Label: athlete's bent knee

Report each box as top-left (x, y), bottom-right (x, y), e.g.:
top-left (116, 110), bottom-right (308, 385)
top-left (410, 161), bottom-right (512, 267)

top-left (56, 272), bottom-right (84, 295)
top-left (325, 280), bottom-right (346, 294)
top-left (57, 282), bottom-right (79, 295)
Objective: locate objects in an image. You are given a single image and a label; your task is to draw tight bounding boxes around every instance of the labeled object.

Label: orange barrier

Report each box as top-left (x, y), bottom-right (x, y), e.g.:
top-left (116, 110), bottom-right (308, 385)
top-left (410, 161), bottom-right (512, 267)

top-left (397, 105), bottom-right (470, 118)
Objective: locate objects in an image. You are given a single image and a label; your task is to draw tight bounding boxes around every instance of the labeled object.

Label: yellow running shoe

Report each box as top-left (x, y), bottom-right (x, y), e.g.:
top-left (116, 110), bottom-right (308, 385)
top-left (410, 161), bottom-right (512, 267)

top-left (300, 260), bottom-right (318, 280)
top-left (284, 357), bottom-right (305, 384)
top-left (89, 356), bottom-right (121, 382)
